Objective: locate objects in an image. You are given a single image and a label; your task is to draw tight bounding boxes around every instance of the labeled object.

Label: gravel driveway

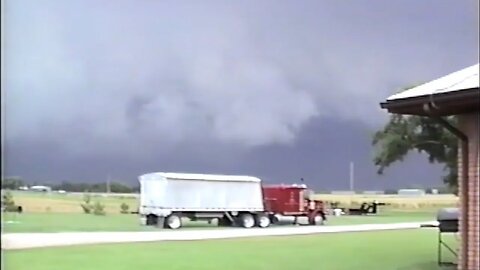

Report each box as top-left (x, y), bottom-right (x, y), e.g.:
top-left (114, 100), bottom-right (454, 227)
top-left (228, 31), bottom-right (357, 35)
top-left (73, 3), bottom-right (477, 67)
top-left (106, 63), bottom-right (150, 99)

top-left (1, 221), bottom-right (437, 250)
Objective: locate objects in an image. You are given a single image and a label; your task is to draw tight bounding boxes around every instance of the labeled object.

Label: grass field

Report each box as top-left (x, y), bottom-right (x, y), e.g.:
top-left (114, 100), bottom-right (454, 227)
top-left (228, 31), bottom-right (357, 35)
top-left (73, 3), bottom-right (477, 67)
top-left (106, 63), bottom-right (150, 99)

top-left (1, 191), bottom-right (457, 270)
top-left (6, 191), bottom-right (139, 214)
top-left (4, 191), bottom-right (459, 215)
top-left (312, 194), bottom-right (458, 209)
top-left (1, 190), bottom-right (446, 233)
top-left (1, 210), bottom-right (436, 233)
top-left (2, 229), bottom-right (457, 270)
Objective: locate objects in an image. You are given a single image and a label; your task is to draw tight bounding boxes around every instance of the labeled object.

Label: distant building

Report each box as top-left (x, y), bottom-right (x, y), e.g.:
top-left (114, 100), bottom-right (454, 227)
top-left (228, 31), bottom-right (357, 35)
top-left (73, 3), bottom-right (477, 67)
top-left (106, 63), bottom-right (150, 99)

top-left (397, 189), bottom-right (426, 197)
top-left (30, 185), bottom-right (51, 192)
top-left (363, 190), bottom-right (385, 195)
top-left (330, 191), bottom-right (356, 195)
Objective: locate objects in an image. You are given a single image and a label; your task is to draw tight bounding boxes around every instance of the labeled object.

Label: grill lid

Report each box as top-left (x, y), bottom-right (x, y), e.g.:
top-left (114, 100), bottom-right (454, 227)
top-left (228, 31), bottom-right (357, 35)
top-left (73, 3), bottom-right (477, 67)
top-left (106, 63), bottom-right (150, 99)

top-left (437, 207), bottom-right (459, 221)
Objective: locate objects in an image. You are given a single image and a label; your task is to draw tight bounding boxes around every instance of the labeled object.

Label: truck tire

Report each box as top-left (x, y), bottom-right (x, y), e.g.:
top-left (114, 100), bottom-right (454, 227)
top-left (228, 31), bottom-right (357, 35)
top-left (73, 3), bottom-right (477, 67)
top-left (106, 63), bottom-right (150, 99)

top-left (238, 213), bottom-right (255, 228)
top-left (308, 212), bottom-right (325, 226)
top-left (270, 214), bottom-right (280, 224)
top-left (255, 214), bottom-right (271, 228)
top-left (165, 214), bottom-right (182, 229)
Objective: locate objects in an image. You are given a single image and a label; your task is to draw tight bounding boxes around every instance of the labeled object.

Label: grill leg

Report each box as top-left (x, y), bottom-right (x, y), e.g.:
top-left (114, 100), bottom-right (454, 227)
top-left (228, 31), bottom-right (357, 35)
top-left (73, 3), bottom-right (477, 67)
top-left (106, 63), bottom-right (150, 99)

top-left (438, 231), bottom-right (441, 265)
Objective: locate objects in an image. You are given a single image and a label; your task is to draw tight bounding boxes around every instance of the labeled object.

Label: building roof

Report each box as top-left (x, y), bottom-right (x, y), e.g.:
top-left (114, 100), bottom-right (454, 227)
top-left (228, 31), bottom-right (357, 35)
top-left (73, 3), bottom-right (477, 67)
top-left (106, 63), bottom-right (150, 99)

top-left (387, 64), bottom-right (479, 101)
top-left (30, 185), bottom-right (51, 189)
top-left (139, 172), bottom-right (262, 182)
top-left (381, 64), bottom-right (480, 116)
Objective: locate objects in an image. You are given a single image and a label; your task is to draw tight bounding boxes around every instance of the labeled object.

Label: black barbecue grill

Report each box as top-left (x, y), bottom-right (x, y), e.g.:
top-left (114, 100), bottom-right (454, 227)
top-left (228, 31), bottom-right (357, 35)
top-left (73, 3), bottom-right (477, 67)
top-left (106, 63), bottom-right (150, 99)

top-left (437, 208), bottom-right (459, 233)
top-left (422, 208), bottom-right (459, 266)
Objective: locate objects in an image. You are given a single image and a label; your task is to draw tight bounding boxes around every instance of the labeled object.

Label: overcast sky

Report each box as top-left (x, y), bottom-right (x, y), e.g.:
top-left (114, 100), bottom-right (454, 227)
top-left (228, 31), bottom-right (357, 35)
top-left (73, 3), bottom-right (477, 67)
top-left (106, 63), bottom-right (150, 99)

top-left (2, 0), bottom-right (478, 189)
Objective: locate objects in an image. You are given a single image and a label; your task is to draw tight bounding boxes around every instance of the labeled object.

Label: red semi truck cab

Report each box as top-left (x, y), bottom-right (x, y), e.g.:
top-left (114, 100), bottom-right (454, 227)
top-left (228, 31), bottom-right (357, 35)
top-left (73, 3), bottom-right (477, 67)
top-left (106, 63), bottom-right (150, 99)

top-left (262, 184), bottom-right (326, 225)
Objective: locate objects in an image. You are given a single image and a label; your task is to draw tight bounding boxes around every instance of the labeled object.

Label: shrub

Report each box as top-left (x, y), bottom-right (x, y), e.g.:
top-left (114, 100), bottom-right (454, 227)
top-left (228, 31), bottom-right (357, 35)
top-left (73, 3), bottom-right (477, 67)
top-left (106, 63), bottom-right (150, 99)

top-left (2, 191), bottom-right (21, 212)
top-left (81, 203), bottom-right (93, 214)
top-left (93, 201), bottom-right (106, 216)
top-left (2, 191), bottom-right (15, 207)
top-left (81, 192), bottom-right (93, 214)
top-left (120, 203), bottom-right (130, 214)
top-left (83, 192), bottom-right (92, 204)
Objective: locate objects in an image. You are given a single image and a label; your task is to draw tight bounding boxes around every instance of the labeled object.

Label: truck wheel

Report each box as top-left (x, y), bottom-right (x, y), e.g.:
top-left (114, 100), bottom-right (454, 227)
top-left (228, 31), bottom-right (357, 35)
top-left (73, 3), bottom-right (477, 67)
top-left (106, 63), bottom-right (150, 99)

top-left (309, 213), bottom-right (325, 226)
top-left (270, 214), bottom-right (280, 224)
top-left (255, 214), bottom-right (271, 228)
top-left (238, 213), bottom-right (255, 228)
top-left (165, 214), bottom-right (182, 229)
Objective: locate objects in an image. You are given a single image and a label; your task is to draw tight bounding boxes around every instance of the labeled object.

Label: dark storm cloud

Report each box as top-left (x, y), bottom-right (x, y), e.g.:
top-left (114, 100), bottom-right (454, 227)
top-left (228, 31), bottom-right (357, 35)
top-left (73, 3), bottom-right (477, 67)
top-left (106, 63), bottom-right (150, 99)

top-left (3, 0), bottom-right (478, 187)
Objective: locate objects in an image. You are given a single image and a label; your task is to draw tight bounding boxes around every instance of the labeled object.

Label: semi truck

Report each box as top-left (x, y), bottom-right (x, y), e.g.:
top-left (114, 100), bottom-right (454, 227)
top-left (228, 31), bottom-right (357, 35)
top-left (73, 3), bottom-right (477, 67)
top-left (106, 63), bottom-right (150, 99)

top-left (138, 172), bottom-right (326, 229)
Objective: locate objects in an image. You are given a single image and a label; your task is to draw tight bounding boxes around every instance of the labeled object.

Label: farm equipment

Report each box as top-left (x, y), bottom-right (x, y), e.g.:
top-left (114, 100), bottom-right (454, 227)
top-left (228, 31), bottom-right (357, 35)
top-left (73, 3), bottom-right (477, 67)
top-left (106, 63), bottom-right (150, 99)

top-left (138, 172), bottom-right (327, 229)
top-left (345, 201), bottom-right (386, 215)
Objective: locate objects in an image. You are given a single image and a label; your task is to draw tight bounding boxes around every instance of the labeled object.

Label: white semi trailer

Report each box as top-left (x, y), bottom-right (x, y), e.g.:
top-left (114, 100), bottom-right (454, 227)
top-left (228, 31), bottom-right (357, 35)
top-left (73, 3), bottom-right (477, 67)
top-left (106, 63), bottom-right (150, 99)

top-left (138, 172), bottom-right (270, 229)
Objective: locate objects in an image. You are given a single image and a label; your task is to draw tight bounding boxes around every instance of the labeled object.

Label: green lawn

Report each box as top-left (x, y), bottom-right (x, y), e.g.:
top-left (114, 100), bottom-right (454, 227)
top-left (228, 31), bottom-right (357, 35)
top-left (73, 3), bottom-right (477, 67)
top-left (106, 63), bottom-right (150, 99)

top-left (1, 210), bottom-right (436, 233)
top-left (2, 229), bottom-right (457, 270)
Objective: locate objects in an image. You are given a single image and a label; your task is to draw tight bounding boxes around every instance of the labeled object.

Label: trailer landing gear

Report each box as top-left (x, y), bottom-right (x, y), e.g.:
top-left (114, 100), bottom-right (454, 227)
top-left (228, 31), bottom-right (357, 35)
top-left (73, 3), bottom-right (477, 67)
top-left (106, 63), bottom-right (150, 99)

top-left (218, 217), bottom-right (233, 227)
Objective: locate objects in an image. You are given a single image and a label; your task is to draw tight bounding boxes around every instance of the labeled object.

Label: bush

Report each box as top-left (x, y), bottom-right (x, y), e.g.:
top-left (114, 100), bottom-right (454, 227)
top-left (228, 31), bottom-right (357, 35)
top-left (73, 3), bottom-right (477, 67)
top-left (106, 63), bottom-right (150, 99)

top-left (120, 203), bottom-right (129, 214)
top-left (1, 191), bottom-right (21, 212)
top-left (2, 191), bottom-right (15, 207)
top-left (93, 201), bottom-right (106, 216)
top-left (83, 192), bottom-right (92, 204)
top-left (81, 192), bottom-right (93, 214)
top-left (81, 203), bottom-right (93, 214)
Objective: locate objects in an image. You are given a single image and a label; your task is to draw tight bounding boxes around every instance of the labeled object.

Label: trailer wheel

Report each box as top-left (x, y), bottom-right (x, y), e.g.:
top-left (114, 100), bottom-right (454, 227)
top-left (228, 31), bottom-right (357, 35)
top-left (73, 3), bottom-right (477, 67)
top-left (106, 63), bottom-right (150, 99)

top-left (255, 214), bottom-right (271, 228)
top-left (238, 213), bottom-right (255, 228)
top-left (165, 214), bottom-right (182, 229)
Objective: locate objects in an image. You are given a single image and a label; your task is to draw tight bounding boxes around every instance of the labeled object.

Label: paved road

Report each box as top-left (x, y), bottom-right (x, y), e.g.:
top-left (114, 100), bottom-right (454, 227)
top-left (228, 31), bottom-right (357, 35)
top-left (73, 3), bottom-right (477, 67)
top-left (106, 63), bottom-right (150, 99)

top-left (2, 221), bottom-right (437, 250)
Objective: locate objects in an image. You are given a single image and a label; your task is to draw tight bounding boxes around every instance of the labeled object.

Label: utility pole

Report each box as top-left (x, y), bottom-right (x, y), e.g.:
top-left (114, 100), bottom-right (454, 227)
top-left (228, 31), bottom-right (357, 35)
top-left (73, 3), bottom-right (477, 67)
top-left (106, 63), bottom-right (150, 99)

top-left (349, 161), bottom-right (354, 191)
top-left (106, 174), bottom-right (111, 194)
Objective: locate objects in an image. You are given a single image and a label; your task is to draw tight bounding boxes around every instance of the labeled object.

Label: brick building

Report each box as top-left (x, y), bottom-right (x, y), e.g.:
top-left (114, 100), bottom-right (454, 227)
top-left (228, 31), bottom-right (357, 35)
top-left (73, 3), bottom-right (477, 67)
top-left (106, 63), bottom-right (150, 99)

top-left (380, 63), bottom-right (479, 270)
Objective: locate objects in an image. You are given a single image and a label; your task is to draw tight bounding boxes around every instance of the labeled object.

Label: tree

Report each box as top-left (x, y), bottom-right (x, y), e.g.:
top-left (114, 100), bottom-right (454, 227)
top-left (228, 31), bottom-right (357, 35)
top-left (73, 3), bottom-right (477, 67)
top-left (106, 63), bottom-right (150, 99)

top-left (109, 182), bottom-right (133, 193)
top-left (372, 114), bottom-right (458, 194)
top-left (1, 177), bottom-right (25, 190)
top-left (52, 181), bottom-right (134, 193)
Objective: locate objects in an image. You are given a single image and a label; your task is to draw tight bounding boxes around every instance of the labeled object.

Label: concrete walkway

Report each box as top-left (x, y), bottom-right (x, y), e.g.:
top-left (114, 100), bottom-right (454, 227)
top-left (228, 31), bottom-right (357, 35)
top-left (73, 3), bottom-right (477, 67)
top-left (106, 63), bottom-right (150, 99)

top-left (1, 221), bottom-right (437, 250)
